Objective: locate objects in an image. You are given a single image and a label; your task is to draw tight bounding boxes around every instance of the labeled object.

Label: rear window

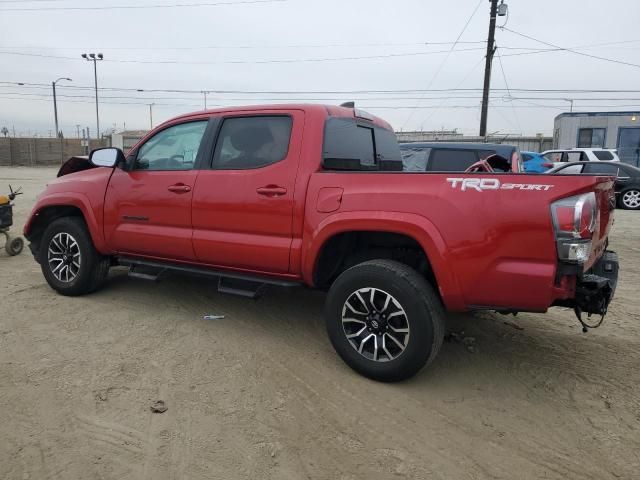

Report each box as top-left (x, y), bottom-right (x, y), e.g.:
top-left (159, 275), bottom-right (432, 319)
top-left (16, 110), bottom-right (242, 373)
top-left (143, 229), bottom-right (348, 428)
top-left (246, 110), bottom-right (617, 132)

top-left (427, 149), bottom-right (477, 171)
top-left (322, 117), bottom-right (402, 170)
top-left (593, 150), bottom-right (614, 160)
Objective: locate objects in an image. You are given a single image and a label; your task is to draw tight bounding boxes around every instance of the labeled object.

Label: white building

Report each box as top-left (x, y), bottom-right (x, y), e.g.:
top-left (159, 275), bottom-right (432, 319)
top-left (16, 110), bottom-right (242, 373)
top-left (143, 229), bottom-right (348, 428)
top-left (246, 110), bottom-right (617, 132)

top-left (554, 111), bottom-right (640, 166)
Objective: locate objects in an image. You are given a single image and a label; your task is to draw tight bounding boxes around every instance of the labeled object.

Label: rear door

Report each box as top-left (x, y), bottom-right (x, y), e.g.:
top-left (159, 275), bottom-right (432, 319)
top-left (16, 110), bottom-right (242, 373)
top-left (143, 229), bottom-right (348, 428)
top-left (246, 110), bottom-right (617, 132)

top-left (191, 110), bottom-right (303, 273)
top-left (103, 119), bottom-right (209, 261)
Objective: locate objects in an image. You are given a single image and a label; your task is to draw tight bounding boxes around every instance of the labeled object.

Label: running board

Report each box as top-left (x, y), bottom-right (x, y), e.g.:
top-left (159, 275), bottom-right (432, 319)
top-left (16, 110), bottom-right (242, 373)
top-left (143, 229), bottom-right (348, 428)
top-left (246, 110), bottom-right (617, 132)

top-left (217, 277), bottom-right (267, 299)
top-left (127, 264), bottom-right (165, 281)
top-left (117, 257), bottom-right (301, 297)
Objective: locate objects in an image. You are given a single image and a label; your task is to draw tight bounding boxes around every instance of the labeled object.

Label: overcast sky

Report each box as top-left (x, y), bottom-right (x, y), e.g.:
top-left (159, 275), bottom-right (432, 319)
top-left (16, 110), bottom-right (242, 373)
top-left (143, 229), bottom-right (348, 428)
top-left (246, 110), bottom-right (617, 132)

top-left (0, 0), bottom-right (639, 138)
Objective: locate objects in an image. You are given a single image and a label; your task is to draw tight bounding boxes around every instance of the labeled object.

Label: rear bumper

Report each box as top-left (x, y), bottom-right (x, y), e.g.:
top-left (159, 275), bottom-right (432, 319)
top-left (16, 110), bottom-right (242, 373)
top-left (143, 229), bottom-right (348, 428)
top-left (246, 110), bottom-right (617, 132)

top-left (574, 250), bottom-right (618, 315)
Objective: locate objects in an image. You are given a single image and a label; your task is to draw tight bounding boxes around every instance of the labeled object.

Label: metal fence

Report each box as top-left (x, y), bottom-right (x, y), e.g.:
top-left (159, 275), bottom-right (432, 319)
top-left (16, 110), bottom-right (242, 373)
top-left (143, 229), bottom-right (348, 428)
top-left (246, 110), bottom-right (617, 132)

top-left (0, 138), bottom-right (108, 167)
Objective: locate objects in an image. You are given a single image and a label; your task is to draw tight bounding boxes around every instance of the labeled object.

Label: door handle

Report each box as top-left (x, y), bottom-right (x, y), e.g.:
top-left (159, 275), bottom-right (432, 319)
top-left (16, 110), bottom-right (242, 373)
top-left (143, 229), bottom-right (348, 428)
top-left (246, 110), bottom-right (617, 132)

top-left (168, 183), bottom-right (191, 193)
top-left (256, 185), bottom-right (287, 197)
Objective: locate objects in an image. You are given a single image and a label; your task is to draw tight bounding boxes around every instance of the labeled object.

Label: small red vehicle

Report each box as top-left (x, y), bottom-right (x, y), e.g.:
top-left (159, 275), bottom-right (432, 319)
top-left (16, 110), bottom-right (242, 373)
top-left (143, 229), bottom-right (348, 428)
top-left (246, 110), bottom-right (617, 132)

top-left (24, 104), bottom-right (619, 381)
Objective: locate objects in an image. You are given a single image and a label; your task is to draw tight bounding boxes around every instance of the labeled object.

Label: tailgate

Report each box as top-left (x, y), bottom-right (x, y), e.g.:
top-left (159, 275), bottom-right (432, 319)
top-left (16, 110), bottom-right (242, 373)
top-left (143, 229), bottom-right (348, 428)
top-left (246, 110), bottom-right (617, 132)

top-left (587, 176), bottom-right (616, 270)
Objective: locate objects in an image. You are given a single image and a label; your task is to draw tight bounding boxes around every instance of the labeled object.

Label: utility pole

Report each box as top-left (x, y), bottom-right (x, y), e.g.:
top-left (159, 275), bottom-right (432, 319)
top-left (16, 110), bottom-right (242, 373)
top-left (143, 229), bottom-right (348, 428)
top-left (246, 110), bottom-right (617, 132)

top-left (479, 0), bottom-right (499, 137)
top-left (82, 53), bottom-right (104, 140)
top-left (149, 103), bottom-right (155, 129)
top-left (76, 124), bottom-right (81, 139)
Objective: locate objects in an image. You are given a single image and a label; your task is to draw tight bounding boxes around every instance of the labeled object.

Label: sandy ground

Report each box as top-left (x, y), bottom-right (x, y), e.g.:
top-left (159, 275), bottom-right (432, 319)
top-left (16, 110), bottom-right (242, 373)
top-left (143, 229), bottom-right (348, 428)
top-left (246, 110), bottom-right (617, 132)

top-left (0, 166), bottom-right (639, 480)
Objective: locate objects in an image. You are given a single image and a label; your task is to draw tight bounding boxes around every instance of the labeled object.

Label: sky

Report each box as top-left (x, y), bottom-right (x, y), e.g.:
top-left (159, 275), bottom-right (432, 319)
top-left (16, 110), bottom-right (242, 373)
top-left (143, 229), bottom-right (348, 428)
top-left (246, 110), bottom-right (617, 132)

top-left (0, 0), bottom-right (639, 138)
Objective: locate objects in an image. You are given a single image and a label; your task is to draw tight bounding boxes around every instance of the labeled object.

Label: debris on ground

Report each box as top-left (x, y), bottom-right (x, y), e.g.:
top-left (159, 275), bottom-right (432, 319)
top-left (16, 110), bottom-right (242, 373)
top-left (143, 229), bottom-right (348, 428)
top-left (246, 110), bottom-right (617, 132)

top-left (444, 331), bottom-right (477, 353)
top-left (504, 321), bottom-right (525, 331)
top-left (203, 314), bottom-right (225, 320)
top-left (150, 400), bottom-right (168, 413)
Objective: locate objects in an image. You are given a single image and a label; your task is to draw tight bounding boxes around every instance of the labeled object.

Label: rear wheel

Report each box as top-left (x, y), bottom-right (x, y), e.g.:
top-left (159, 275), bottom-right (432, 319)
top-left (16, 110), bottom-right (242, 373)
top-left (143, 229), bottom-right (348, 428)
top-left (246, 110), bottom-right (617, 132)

top-left (619, 189), bottom-right (640, 210)
top-left (40, 217), bottom-right (110, 296)
top-left (325, 259), bottom-right (445, 382)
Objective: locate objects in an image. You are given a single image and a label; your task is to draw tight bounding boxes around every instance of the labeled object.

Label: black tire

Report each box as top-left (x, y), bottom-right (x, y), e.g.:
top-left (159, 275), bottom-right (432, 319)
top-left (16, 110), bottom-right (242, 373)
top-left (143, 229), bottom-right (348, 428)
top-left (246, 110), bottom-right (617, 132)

top-left (618, 188), bottom-right (640, 210)
top-left (39, 217), bottom-right (110, 296)
top-left (325, 259), bottom-right (445, 382)
top-left (6, 236), bottom-right (23, 256)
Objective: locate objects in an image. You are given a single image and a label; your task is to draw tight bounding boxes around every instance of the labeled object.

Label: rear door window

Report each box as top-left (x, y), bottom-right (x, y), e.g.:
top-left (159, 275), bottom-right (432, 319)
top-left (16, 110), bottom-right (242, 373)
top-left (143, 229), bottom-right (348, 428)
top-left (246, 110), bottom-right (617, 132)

top-left (593, 150), bottom-right (614, 160)
top-left (584, 163), bottom-right (619, 175)
top-left (427, 149), bottom-right (478, 171)
top-left (212, 116), bottom-right (292, 170)
top-left (558, 164), bottom-right (585, 174)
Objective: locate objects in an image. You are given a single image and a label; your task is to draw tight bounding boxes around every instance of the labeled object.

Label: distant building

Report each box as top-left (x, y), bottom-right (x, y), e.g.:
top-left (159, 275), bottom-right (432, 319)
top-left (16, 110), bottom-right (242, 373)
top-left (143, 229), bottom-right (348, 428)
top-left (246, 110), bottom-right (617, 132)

top-left (109, 130), bottom-right (148, 152)
top-left (554, 111), bottom-right (640, 166)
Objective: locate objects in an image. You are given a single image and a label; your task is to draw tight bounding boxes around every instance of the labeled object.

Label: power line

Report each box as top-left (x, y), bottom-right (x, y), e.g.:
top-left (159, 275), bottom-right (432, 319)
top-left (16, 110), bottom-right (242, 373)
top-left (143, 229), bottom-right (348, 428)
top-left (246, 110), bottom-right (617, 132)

top-left (4, 81), bottom-right (640, 95)
top-left (417, 56), bottom-right (486, 128)
top-left (0, 47), bottom-right (487, 65)
top-left (500, 27), bottom-right (640, 69)
top-left (0, 40), bottom-right (488, 51)
top-left (402, 0), bottom-right (484, 129)
top-left (2, 95), bottom-right (638, 110)
top-left (495, 45), bottom-right (522, 133)
top-left (0, 0), bottom-right (286, 11)
top-left (5, 89), bottom-right (640, 103)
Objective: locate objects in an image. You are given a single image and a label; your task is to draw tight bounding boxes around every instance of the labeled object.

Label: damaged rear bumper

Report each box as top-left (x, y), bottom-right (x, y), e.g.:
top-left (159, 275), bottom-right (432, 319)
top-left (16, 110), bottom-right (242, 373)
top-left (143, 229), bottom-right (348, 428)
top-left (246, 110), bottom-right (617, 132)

top-left (553, 250), bottom-right (618, 316)
top-left (574, 250), bottom-right (618, 316)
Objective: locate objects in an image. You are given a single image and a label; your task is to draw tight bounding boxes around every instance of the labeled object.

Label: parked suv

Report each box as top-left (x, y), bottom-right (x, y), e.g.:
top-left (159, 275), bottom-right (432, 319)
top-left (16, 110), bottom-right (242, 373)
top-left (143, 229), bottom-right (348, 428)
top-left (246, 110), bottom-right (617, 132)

top-left (541, 148), bottom-right (620, 168)
top-left (399, 142), bottom-right (522, 172)
top-left (24, 104), bottom-right (618, 381)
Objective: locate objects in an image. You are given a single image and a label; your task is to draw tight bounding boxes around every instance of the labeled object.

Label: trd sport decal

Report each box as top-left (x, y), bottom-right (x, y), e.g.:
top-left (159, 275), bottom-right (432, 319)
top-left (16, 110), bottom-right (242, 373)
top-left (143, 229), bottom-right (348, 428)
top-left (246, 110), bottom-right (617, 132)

top-left (446, 178), bottom-right (554, 192)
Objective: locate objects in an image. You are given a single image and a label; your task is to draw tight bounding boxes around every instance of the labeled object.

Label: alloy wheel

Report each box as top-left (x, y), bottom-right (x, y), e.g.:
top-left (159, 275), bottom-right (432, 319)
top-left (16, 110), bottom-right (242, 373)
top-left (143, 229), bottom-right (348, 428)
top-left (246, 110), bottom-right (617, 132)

top-left (341, 287), bottom-right (410, 362)
top-left (622, 190), bottom-right (640, 209)
top-left (48, 232), bottom-right (81, 282)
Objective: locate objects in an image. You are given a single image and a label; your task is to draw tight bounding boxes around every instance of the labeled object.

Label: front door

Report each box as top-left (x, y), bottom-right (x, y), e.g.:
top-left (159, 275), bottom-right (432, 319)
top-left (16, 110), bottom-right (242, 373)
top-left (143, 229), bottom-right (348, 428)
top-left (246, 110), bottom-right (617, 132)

top-left (191, 111), bottom-right (303, 274)
top-left (617, 127), bottom-right (640, 167)
top-left (103, 120), bottom-right (209, 261)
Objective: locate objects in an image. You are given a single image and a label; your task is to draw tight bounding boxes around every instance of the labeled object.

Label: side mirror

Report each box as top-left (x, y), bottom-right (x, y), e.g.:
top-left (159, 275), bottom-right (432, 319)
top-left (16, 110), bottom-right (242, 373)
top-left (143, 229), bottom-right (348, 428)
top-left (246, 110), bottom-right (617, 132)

top-left (89, 147), bottom-right (126, 168)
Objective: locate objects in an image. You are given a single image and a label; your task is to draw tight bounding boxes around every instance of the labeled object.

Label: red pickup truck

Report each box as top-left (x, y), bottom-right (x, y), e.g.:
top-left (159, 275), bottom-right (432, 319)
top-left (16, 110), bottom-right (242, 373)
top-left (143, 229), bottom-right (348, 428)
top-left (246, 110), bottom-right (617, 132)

top-left (24, 104), bottom-right (619, 381)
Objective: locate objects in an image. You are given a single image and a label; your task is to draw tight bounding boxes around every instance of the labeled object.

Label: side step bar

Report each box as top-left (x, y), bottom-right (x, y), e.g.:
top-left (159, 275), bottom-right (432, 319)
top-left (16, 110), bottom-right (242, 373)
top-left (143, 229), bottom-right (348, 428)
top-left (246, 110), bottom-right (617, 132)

top-left (118, 256), bottom-right (301, 298)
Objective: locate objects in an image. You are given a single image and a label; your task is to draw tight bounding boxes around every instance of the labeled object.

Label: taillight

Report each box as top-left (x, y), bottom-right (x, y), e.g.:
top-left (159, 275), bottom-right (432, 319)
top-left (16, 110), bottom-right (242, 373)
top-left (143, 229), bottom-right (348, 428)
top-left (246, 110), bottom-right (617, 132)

top-left (551, 193), bottom-right (597, 263)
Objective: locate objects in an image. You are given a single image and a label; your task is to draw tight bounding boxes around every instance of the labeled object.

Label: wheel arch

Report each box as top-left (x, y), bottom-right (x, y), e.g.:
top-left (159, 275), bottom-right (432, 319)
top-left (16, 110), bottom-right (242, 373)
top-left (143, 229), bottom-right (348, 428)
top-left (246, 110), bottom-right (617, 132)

top-left (303, 211), bottom-right (464, 310)
top-left (24, 194), bottom-right (106, 261)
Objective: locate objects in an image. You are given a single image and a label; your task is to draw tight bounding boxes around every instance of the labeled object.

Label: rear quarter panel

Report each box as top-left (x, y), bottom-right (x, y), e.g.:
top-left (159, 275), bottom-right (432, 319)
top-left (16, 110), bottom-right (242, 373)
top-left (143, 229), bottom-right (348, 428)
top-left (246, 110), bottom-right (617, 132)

top-left (302, 172), bottom-right (614, 312)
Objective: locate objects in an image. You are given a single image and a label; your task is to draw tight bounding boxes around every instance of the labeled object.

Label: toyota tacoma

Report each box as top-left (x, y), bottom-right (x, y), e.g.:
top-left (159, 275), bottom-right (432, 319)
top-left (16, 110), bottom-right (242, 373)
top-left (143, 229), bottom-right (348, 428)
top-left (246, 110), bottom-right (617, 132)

top-left (24, 104), bottom-right (619, 381)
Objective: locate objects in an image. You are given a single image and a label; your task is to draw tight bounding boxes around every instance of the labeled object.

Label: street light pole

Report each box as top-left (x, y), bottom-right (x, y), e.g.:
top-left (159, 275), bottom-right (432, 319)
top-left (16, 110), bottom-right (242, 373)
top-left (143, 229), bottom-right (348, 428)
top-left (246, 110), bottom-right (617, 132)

top-left (149, 103), bottom-right (155, 129)
top-left (201, 90), bottom-right (209, 110)
top-left (52, 77), bottom-right (72, 137)
top-left (564, 98), bottom-right (574, 112)
top-left (82, 53), bottom-right (103, 142)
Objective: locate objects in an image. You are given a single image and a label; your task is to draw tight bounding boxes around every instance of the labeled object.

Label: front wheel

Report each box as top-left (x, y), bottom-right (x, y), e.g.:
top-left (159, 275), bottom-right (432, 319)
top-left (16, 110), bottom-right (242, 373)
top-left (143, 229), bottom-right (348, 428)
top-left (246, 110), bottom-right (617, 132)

top-left (619, 189), bottom-right (640, 210)
top-left (5, 236), bottom-right (24, 256)
top-left (39, 217), bottom-right (110, 296)
top-left (325, 259), bottom-right (445, 382)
